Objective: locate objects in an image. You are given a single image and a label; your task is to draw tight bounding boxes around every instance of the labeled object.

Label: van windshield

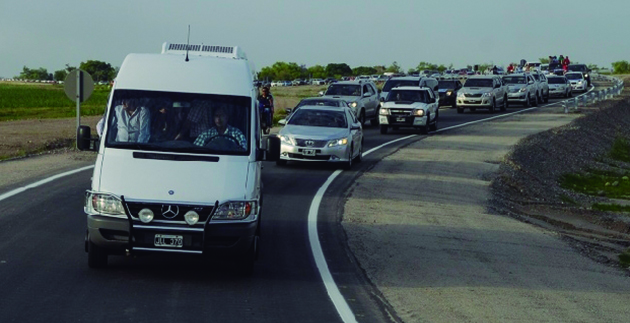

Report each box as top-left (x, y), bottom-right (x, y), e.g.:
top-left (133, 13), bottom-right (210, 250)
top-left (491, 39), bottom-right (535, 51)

top-left (104, 90), bottom-right (251, 155)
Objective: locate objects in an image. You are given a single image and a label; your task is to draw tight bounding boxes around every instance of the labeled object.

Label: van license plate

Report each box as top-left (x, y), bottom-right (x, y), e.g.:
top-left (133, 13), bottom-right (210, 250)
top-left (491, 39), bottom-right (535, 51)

top-left (303, 149), bottom-right (316, 156)
top-left (154, 234), bottom-right (183, 248)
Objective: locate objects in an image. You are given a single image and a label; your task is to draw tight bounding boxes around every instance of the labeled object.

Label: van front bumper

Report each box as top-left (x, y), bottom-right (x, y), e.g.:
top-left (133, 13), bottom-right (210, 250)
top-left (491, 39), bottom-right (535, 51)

top-left (87, 214), bottom-right (257, 256)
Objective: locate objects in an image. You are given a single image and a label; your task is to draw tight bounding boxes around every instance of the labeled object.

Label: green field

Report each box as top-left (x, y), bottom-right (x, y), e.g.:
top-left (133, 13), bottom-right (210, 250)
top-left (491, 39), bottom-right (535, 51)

top-left (0, 82), bottom-right (110, 121)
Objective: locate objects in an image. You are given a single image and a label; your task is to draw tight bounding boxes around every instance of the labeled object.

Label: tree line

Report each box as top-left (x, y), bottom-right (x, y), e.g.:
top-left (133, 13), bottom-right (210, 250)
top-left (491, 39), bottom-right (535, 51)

top-left (16, 60), bottom-right (117, 82)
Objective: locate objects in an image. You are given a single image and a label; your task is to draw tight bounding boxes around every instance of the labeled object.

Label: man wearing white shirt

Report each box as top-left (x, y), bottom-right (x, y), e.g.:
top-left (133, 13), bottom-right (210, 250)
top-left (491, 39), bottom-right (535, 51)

top-left (111, 99), bottom-right (151, 143)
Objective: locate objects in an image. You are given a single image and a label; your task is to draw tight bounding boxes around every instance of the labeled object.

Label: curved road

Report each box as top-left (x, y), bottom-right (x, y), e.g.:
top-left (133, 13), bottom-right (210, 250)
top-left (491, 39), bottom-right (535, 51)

top-left (0, 94), bottom-right (588, 322)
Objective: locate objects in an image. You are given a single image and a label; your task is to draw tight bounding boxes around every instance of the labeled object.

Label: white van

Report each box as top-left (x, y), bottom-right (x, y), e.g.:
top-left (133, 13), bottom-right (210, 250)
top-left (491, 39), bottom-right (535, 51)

top-left (77, 42), bottom-right (280, 273)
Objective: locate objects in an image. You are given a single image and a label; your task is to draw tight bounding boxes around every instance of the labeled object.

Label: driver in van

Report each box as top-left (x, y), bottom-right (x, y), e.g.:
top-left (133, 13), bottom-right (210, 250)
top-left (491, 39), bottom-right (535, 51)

top-left (193, 106), bottom-right (247, 150)
top-left (111, 99), bottom-right (151, 143)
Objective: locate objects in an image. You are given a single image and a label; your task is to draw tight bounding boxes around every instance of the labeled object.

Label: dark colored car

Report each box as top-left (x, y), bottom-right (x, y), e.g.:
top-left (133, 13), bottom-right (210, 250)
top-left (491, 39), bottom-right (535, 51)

top-left (437, 79), bottom-right (462, 107)
top-left (567, 64), bottom-right (591, 86)
top-left (325, 77), bottom-right (338, 84)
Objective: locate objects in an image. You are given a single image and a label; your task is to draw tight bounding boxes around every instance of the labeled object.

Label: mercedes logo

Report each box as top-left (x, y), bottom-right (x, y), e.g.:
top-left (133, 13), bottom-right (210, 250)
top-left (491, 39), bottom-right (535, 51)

top-left (161, 205), bottom-right (180, 219)
top-left (305, 140), bottom-right (315, 146)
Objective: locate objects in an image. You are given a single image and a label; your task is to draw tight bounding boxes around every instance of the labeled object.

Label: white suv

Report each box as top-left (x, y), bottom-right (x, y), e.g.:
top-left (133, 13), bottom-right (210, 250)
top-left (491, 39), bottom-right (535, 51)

top-left (456, 76), bottom-right (508, 113)
top-left (322, 80), bottom-right (380, 125)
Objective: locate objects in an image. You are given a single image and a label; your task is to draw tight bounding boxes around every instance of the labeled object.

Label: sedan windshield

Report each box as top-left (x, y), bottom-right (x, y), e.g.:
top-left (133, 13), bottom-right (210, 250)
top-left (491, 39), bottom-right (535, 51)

top-left (296, 99), bottom-right (342, 108)
top-left (464, 79), bottom-right (493, 88)
top-left (503, 76), bottom-right (526, 84)
top-left (386, 90), bottom-right (429, 103)
top-left (105, 90), bottom-right (250, 155)
top-left (547, 77), bottom-right (566, 84)
top-left (288, 109), bottom-right (348, 128)
top-left (325, 84), bottom-right (361, 96)
top-left (565, 73), bottom-right (583, 80)
top-left (382, 80), bottom-right (419, 92)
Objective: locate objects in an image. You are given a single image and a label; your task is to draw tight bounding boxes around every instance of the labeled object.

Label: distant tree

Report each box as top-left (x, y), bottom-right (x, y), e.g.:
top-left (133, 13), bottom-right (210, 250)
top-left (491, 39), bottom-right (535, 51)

top-left (352, 66), bottom-right (377, 76)
top-left (539, 57), bottom-right (550, 64)
top-left (437, 65), bottom-right (448, 73)
top-left (612, 61), bottom-right (630, 74)
top-left (325, 63), bottom-right (352, 77)
top-left (54, 69), bottom-right (68, 81)
top-left (587, 64), bottom-right (599, 71)
top-left (17, 66), bottom-right (50, 80)
top-left (415, 61), bottom-right (438, 72)
top-left (79, 60), bottom-right (116, 82)
top-left (373, 65), bottom-right (387, 74)
top-left (386, 61), bottom-right (402, 73)
top-left (307, 65), bottom-right (327, 79)
top-left (407, 68), bottom-right (417, 75)
top-left (65, 63), bottom-right (76, 73)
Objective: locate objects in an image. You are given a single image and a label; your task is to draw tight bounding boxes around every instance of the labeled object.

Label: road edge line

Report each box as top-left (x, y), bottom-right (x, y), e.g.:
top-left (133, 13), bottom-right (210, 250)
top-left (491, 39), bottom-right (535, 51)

top-left (0, 165), bottom-right (94, 203)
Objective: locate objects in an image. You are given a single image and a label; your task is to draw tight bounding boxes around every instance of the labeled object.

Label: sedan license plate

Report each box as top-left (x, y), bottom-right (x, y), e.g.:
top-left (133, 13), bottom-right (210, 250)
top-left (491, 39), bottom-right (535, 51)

top-left (302, 149), bottom-right (316, 156)
top-left (396, 117), bottom-right (406, 122)
top-left (154, 234), bottom-right (183, 248)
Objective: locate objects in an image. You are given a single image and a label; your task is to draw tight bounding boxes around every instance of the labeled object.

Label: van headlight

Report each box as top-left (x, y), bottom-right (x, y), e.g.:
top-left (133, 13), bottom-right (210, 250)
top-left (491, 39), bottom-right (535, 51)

top-left (212, 201), bottom-right (258, 220)
top-left (328, 138), bottom-right (348, 147)
top-left (85, 191), bottom-right (126, 216)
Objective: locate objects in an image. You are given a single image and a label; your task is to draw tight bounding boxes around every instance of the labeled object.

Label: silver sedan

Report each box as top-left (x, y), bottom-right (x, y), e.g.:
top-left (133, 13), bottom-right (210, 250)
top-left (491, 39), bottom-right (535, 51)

top-left (276, 105), bottom-right (363, 169)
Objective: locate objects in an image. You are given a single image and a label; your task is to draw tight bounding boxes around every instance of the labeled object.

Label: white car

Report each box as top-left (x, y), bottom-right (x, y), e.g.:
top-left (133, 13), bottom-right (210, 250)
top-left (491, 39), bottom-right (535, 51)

top-left (379, 86), bottom-right (439, 134)
top-left (565, 72), bottom-right (588, 92)
top-left (311, 78), bottom-right (326, 85)
top-left (547, 76), bottom-right (573, 98)
top-left (503, 74), bottom-right (538, 107)
top-left (277, 105), bottom-right (363, 169)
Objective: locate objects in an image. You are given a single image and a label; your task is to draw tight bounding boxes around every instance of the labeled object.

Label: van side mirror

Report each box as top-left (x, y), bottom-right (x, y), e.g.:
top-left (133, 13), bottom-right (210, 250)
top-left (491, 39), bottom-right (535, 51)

top-left (266, 135), bottom-right (281, 161)
top-left (77, 125), bottom-right (98, 151)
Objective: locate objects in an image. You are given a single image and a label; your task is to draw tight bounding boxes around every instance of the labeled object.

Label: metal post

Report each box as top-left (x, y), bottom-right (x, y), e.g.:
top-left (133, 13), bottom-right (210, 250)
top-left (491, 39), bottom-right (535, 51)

top-left (574, 97), bottom-right (578, 109)
top-left (76, 71), bottom-right (81, 136)
top-left (563, 101), bottom-right (568, 114)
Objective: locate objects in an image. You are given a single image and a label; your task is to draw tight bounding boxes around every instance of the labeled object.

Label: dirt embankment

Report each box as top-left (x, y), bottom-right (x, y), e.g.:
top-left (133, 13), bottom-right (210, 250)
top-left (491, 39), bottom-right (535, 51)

top-left (491, 76), bottom-right (630, 265)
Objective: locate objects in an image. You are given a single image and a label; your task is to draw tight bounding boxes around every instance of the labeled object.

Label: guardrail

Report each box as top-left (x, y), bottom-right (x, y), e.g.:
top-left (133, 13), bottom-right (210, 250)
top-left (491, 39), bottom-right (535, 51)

top-left (562, 75), bottom-right (624, 113)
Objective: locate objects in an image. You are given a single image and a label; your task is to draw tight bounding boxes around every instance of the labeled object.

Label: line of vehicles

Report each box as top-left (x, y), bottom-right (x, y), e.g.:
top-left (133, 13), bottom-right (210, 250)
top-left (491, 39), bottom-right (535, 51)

top-left (73, 41), bottom-right (594, 274)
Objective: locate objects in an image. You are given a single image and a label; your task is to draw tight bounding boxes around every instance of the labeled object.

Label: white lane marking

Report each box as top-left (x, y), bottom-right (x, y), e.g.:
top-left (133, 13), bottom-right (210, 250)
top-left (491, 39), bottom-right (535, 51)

top-left (0, 165), bottom-right (94, 202)
top-left (309, 85), bottom-right (597, 322)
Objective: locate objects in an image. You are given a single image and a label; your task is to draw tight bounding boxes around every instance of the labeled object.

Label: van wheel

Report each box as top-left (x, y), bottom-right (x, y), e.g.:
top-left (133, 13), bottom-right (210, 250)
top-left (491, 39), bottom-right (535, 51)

top-left (276, 159), bottom-right (287, 166)
top-left (380, 125), bottom-right (388, 134)
top-left (87, 238), bottom-right (108, 269)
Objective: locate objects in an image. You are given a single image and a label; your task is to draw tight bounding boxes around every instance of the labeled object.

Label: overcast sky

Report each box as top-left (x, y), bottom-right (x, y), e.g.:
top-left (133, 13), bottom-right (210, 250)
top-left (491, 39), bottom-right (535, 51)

top-left (1, 0), bottom-right (629, 78)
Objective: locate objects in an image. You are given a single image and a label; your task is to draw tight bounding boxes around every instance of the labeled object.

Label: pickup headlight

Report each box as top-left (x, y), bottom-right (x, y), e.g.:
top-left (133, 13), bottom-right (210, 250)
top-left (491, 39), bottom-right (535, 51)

top-left (213, 201), bottom-right (258, 220)
top-left (413, 109), bottom-right (425, 116)
top-left (328, 137), bottom-right (348, 147)
top-left (446, 90), bottom-right (453, 96)
top-left (279, 135), bottom-right (295, 145)
top-left (349, 102), bottom-right (358, 108)
top-left (380, 108), bottom-right (390, 115)
top-left (85, 192), bottom-right (126, 216)
top-left (457, 92), bottom-right (465, 98)
top-left (482, 92), bottom-right (492, 97)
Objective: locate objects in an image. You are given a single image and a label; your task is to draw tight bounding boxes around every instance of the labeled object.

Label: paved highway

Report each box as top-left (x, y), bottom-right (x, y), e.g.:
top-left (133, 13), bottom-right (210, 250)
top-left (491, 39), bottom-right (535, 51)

top-left (0, 95), bottom-right (585, 322)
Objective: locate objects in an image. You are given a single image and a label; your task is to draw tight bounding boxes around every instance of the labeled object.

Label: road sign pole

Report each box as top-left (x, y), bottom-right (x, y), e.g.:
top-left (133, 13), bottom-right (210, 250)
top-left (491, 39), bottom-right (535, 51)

top-left (76, 71), bottom-right (81, 138)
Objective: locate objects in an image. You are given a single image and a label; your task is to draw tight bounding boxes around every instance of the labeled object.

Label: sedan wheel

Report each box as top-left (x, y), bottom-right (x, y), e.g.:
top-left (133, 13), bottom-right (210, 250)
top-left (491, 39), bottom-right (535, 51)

top-left (354, 140), bottom-right (364, 163)
top-left (343, 148), bottom-right (353, 170)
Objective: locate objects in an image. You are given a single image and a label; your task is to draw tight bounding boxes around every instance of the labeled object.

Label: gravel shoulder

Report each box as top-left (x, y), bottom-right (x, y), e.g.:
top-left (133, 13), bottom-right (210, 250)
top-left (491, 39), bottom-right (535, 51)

top-left (342, 79), bottom-right (630, 322)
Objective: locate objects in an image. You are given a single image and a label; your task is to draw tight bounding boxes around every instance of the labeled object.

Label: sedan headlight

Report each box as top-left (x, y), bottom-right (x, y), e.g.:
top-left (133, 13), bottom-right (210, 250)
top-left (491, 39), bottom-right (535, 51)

top-left (212, 201), bottom-right (258, 220)
top-left (379, 108), bottom-right (390, 115)
top-left (413, 109), bottom-right (425, 116)
top-left (328, 137), bottom-right (348, 147)
top-left (349, 102), bottom-right (358, 108)
top-left (279, 135), bottom-right (295, 145)
top-left (482, 92), bottom-right (492, 97)
top-left (85, 192), bottom-right (126, 216)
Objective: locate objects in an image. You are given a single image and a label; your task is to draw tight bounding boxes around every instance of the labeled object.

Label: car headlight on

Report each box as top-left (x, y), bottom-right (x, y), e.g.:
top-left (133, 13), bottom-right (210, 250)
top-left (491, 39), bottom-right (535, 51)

top-left (446, 90), bottom-right (453, 96)
top-left (413, 109), bottom-right (425, 116)
top-left (519, 87), bottom-right (528, 92)
top-left (380, 108), bottom-right (390, 115)
top-left (482, 92), bottom-right (492, 97)
top-left (85, 192), bottom-right (126, 216)
top-left (328, 137), bottom-right (348, 147)
top-left (212, 201), bottom-right (258, 220)
top-left (279, 135), bottom-right (294, 145)
top-left (349, 102), bottom-right (358, 108)
top-left (584, 74), bottom-right (588, 78)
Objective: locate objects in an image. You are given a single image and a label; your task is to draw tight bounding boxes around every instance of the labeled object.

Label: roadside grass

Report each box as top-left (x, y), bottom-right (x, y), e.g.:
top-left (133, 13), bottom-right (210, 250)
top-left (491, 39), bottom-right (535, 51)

top-left (609, 137), bottom-right (630, 163)
top-left (0, 82), bottom-right (109, 121)
top-left (592, 203), bottom-right (630, 213)
top-left (620, 249), bottom-right (630, 268)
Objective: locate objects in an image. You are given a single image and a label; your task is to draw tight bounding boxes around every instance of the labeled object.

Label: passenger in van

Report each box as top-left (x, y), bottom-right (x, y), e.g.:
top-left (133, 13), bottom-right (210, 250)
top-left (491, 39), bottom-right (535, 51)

top-left (193, 106), bottom-right (247, 150)
top-left (150, 98), bottom-right (183, 142)
top-left (111, 99), bottom-right (151, 143)
top-left (174, 100), bottom-right (212, 141)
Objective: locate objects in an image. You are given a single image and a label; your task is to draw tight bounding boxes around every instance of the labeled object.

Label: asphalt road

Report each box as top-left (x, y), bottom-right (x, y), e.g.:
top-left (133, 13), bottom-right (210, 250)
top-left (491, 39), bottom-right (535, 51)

top-left (0, 95), bottom-right (581, 322)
